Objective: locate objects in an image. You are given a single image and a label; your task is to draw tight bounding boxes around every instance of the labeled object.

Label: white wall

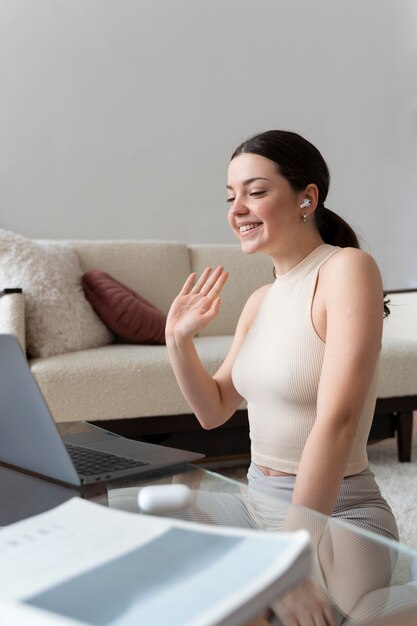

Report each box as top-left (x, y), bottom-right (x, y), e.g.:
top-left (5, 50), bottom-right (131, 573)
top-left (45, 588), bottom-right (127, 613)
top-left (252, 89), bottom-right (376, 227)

top-left (1, 0), bottom-right (416, 289)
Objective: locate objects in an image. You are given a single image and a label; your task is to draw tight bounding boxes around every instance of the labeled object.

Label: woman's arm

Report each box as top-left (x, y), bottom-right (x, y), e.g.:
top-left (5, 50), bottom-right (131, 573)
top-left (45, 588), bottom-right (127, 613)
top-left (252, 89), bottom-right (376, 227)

top-left (290, 248), bottom-right (384, 516)
top-left (166, 266), bottom-right (270, 429)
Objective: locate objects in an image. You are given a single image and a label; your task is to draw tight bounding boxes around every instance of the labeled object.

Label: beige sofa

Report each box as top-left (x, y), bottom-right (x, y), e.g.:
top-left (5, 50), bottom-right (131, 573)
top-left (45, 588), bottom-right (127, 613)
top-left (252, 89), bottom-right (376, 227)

top-left (374, 288), bottom-right (417, 461)
top-left (1, 239), bottom-right (416, 459)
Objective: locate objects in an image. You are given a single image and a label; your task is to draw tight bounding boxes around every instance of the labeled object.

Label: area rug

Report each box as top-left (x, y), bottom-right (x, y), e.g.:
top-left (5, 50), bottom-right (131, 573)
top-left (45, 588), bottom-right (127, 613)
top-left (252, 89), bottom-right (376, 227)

top-left (367, 428), bottom-right (417, 551)
top-left (221, 415), bottom-right (417, 551)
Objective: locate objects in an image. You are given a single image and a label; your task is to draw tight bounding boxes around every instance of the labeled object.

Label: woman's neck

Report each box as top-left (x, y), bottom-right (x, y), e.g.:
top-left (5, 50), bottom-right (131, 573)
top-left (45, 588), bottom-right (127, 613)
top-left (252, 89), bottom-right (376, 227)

top-left (271, 235), bottom-right (325, 277)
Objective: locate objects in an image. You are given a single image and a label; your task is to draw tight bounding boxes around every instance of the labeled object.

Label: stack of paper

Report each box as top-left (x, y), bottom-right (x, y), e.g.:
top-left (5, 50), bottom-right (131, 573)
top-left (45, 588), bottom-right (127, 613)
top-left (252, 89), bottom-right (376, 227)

top-left (0, 498), bottom-right (311, 626)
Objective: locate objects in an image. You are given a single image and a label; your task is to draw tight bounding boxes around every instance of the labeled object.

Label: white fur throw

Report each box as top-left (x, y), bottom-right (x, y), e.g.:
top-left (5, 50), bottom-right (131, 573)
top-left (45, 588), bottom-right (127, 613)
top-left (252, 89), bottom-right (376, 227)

top-left (0, 229), bottom-right (112, 357)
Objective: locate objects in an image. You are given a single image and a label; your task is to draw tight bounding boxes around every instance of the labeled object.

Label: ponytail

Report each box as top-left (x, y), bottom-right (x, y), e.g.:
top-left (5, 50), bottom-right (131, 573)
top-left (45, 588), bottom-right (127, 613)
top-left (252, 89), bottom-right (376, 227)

top-left (315, 206), bottom-right (360, 249)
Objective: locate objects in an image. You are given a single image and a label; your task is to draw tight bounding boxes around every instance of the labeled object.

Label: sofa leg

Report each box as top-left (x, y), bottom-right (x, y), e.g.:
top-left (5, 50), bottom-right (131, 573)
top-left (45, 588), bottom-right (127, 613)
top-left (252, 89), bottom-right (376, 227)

top-left (396, 411), bottom-right (413, 462)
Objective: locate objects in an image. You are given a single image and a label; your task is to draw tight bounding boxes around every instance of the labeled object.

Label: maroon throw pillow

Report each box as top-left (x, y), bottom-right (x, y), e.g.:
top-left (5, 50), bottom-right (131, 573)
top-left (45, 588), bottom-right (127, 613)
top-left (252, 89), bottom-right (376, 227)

top-left (81, 270), bottom-right (166, 345)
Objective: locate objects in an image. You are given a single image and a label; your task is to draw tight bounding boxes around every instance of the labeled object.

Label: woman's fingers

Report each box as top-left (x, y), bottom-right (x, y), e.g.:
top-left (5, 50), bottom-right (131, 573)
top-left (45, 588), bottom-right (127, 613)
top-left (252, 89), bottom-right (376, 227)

top-left (211, 269), bottom-right (229, 297)
top-left (168, 267), bottom-right (228, 337)
top-left (203, 296), bottom-right (221, 319)
top-left (179, 272), bottom-right (197, 295)
top-left (200, 266), bottom-right (229, 297)
top-left (183, 267), bottom-right (211, 294)
top-left (181, 266), bottom-right (228, 297)
top-left (270, 578), bottom-right (338, 626)
top-left (324, 605), bottom-right (339, 626)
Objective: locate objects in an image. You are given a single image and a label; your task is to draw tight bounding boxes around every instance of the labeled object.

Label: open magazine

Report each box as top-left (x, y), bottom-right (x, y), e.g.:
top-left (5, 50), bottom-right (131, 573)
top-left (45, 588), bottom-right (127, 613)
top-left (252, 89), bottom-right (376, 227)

top-left (0, 498), bottom-right (311, 626)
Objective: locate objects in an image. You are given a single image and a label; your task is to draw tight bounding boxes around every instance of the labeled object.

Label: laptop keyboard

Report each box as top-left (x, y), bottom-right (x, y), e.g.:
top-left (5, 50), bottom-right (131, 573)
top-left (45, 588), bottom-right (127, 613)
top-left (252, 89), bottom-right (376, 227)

top-left (65, 443), bottom-right (149, 476)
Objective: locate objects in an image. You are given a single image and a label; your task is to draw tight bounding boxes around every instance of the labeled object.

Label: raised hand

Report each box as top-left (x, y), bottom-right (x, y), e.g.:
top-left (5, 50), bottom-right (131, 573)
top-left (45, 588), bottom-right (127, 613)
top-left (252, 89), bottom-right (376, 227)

top-left (166, 266), bottom-right (229, 339)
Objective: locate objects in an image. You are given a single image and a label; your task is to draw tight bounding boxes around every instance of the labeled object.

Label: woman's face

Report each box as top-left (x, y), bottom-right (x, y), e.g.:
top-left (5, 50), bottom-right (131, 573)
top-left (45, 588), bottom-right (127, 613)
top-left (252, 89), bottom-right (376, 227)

top-left (227, 153), bottom-right (304, 255)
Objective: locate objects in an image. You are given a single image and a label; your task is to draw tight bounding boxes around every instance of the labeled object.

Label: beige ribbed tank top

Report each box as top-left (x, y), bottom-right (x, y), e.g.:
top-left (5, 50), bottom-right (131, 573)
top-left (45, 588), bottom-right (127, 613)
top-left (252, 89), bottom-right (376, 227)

top-left (232, 243), bottom-right (379, 476)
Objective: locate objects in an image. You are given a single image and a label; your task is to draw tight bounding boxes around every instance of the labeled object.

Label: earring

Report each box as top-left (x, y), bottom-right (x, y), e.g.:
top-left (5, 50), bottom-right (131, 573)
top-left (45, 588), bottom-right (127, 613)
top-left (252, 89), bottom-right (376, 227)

top-left (303, 213), bottom-right (308, 223)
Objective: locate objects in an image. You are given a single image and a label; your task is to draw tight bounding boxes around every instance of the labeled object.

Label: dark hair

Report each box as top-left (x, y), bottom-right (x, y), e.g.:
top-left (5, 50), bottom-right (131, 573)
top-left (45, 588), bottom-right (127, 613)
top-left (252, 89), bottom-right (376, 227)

top-left (231, 130), bottom-right (389, 316)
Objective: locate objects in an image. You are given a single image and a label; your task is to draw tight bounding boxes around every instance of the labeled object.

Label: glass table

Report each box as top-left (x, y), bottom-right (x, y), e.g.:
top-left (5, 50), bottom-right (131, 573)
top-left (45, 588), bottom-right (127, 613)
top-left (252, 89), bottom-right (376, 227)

top-left (1, 420), bottom-right (417, 626)
top-left (96, 463), bottom-right (417, 626)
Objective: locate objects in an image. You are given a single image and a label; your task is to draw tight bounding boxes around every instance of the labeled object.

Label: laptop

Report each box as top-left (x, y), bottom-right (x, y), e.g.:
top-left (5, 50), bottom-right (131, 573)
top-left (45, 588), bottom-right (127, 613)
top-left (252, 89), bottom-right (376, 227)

top-left (0, 334), bottom-right (204, 487)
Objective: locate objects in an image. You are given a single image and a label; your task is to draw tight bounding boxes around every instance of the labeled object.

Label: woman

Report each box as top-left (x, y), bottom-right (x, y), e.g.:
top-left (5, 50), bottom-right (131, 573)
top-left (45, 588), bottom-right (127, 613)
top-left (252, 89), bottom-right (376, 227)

top-left (166, 130), bottom-right (398, 625)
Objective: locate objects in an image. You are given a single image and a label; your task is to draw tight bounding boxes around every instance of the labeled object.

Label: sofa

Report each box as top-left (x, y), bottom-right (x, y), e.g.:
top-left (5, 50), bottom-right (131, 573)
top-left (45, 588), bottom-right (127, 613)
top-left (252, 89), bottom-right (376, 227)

top-left (0, 235), bottom-right (416, 460)
top-left (373, 288), bottom-right (417, 461)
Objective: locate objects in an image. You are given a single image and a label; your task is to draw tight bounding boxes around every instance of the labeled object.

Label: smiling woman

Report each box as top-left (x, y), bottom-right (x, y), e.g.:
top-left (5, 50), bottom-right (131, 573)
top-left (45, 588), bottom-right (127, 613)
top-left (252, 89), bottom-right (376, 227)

top-left (165, 129), bottom-right (398, 625)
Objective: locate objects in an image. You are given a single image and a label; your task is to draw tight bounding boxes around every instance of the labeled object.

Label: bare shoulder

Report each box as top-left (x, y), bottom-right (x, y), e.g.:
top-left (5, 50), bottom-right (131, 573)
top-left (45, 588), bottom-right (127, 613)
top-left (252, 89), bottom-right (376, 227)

top-left (319, 247), bottom-right (383, 320)
top-left (321, 247), bottom-right (382, 287)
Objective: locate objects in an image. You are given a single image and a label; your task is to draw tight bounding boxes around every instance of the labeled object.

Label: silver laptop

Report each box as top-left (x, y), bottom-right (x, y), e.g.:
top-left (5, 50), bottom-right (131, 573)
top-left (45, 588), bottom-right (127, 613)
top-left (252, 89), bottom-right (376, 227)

top-left (0, 334), bottom-right (204, 487)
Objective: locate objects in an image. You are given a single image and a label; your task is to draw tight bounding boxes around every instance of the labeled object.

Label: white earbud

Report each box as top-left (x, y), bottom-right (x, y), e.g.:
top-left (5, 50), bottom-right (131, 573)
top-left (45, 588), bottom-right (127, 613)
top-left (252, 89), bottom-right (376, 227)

top-left (300, 199), bottom-right (311, 209)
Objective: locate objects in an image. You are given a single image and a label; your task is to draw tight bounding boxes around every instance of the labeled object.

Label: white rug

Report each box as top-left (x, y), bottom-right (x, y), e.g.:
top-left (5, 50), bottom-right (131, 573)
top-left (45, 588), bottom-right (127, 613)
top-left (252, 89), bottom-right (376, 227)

top-left (367, 417), bottom-right (417, 550)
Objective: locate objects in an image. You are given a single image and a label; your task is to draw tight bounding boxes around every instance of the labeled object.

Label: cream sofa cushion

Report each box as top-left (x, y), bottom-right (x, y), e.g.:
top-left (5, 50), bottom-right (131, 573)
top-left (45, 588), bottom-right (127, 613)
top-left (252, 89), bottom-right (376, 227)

top-left (30, 336), bottom-right (238, 423)
top-left (378, 336), bottom-right (417, 398)
top-left (383, 292), bottom-right (417, 342)
top-left (378, 292), bottom-right (417, 398)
